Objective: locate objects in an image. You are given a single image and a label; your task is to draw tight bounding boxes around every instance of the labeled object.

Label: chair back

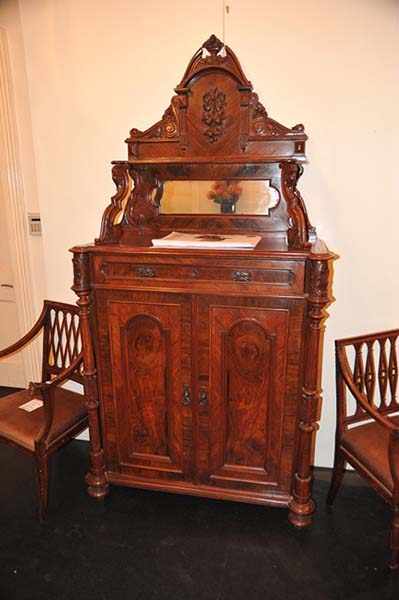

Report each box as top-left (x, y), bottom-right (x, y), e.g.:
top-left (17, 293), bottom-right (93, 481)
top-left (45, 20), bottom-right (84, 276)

top-left (336, 329), bottom-right (399, 427)
top-left (41, 301), bottom-right (83, 384)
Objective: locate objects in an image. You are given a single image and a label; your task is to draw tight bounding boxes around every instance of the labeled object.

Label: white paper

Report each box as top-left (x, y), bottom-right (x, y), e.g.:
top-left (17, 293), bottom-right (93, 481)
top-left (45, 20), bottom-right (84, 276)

top-left (19, 399), bottom-right (43, 412)
top-left (152, 232), bottom-right (261, 250)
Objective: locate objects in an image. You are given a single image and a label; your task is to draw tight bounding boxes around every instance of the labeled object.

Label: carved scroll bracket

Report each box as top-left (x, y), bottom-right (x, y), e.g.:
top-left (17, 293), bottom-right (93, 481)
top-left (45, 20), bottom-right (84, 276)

top-left (97, 163), bottom-right (165, 241)
top-left (250, 94), bottom-right (292, 138)
top-left (124, 166), bottom-right (163, 235)
top-left (280, 161), bottom-right (315, 249)
top-left (97, 163), bottom-right (131, 244)
top-left (129, 95), bottom-right (181, 142)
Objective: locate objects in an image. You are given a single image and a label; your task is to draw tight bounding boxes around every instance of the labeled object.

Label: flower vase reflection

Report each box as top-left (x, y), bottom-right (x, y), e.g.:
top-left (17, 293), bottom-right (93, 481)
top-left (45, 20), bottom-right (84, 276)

top-left (207, 180), bottom-right (242, 214)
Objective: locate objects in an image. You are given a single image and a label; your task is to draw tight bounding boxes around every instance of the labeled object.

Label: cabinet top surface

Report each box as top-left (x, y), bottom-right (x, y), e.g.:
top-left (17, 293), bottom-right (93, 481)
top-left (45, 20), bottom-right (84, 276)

top-left (71, 237), bottom-right (335, 261)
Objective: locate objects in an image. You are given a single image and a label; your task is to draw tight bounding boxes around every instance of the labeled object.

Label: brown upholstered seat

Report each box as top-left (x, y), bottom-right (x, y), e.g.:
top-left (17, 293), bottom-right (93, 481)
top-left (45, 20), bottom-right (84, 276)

top-left (327, 329), bottom-right (399, 570)
top-left (0, 388), bottom-right (86, 452)
top-left (0, 301), bottom-right (88, 520)
top-left (341, 416), bottom-right (399, 492)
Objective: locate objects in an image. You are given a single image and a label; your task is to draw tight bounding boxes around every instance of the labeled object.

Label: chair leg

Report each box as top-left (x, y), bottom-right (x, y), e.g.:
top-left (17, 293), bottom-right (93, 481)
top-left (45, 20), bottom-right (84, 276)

top-left (327, 448), bottom-right (346, 507)
top-left (35, 453), bottom-right (50, 521)
top-left (389, 509), bottom-right (399, 570)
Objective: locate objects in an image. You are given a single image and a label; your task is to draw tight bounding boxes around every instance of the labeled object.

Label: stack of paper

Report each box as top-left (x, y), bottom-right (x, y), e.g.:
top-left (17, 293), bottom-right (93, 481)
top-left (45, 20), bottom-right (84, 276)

top-left (152, 232), bottom-right (261, 250)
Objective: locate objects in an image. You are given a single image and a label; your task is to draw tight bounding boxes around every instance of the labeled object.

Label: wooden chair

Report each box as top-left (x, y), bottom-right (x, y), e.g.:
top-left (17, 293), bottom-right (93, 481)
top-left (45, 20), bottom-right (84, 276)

top-left (0, 300), bottom-right (88, 520)
top-left (327, 329), bottom-right (399, 569)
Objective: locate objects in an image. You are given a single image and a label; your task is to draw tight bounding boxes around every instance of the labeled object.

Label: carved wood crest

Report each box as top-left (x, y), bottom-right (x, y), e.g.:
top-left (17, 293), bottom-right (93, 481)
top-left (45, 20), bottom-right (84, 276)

top-left (125, 34), bottom-right (306, 160)
top-left (98, 35), bottom-right (314, 248)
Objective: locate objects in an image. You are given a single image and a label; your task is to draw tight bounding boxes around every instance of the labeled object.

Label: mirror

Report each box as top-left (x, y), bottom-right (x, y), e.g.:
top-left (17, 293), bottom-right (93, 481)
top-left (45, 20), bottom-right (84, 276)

top-left (160, 180), bottom-right (279, 215)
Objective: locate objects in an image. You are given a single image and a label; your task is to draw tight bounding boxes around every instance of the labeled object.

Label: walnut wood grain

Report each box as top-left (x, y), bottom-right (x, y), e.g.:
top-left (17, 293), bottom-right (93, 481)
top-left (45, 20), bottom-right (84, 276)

top-left (107, 296), bottom-right (192, 481)
top-left (70, 35), bottom-right (336, 525)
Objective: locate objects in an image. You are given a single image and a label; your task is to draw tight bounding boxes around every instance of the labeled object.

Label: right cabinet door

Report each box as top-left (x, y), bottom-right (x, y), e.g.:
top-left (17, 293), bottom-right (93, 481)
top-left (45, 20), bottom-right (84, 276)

top-left (196, 295), bottom-right (305, 496)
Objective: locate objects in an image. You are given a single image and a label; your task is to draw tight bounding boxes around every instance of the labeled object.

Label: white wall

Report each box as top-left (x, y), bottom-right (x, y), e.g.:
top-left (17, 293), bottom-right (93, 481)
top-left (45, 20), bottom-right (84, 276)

top-left (16, 0), bottom-right (399, 466)
top-left (0, 0), bottom-right (46, 315)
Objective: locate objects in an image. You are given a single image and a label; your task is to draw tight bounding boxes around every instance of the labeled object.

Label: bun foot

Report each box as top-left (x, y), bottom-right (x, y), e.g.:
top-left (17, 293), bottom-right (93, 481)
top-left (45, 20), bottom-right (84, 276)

top-left (85, 471), bottom-right (109, 499)
top-left (288, 498), bottom-right (315, 528)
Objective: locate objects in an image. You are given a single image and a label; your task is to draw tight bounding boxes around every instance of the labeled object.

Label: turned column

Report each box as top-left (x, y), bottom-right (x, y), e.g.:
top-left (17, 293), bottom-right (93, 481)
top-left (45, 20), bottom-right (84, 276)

top-left (289, 255), bottom-right (334, 527)
top-left (72, 250), bottom-right (109, 499)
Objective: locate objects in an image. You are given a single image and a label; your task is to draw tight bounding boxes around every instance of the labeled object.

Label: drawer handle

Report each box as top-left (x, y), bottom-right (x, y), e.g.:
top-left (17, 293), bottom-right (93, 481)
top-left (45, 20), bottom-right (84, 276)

top-left (232, 270), bottom-right (252, 282)
top-left (136, 266), bottom-right (155, 278)
top-left (182, 384), bottom-right (191, 406)
top-left (199, 389), bottom-right (208, 407)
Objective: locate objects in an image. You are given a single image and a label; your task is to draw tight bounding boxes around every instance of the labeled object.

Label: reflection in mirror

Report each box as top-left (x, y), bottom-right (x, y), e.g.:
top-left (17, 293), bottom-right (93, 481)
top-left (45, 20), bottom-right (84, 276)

top-left (160, 180), bottom-right (279, 215)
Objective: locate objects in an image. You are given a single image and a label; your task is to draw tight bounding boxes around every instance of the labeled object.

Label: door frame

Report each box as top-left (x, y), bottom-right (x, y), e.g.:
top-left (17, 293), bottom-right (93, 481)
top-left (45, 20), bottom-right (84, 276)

top-left (0, 27), bottom-right (41, 384)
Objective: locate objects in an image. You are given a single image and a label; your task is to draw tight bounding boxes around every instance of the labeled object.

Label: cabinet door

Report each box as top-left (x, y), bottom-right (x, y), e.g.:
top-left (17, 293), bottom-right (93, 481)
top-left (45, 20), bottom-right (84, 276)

top-left (107, 293), bottom-right (192, 482)
top-left (195, 296), bottom-right (304, 493)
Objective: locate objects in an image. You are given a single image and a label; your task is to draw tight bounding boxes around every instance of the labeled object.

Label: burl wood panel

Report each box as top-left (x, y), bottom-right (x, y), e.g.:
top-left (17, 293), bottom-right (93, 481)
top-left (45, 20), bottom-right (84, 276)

top-left (194, 295), bottom-right (304, 495)
top-left (209, 307), bottom-right (288, 485)
top-left (98, 291), bottom-right (193, 482)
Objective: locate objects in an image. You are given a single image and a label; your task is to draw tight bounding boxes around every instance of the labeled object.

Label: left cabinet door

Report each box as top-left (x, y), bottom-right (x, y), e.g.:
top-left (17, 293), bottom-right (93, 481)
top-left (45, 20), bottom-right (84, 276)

top-left (103, 291), bottom-right (193, 483)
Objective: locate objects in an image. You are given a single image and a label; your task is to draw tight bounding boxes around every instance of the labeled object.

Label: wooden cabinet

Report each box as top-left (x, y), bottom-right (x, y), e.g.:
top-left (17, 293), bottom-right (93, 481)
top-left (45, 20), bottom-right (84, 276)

top-left (93, 288), bottom-right (304, 503)
top-left (71, 35), bottom-right (336, 526)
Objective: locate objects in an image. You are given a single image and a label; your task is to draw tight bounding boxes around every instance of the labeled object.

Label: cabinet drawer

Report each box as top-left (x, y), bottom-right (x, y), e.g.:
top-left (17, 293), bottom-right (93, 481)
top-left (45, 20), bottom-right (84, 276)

top-left (93, 256), bottom-right (305, 292)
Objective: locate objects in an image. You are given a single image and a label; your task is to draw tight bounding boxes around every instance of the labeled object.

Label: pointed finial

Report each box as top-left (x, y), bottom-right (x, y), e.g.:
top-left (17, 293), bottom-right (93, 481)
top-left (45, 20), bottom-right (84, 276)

top-left (202, 34), bottom-right (224, 56)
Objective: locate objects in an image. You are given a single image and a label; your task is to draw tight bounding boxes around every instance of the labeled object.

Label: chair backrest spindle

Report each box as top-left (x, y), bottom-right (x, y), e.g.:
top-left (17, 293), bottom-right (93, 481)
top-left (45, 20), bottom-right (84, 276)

top-left (337, 329), bottom-right (399, 427)
top-left (42, 301), bottom-right (82, 384)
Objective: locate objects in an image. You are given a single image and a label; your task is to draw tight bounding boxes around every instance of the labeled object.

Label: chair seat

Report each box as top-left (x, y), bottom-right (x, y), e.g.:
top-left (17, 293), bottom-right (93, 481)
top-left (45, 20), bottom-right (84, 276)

top-left (0, 388), bottom-right (87, 451)
top-left (341, 415), bottom-right (399, 492)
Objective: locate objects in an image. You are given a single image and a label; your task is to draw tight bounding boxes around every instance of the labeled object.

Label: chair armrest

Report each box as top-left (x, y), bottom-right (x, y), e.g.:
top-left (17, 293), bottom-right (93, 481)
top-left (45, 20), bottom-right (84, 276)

top-left (0, 303), bottom-right (47, 359)
top-left (30, 353), bottom-right (84, 447)
top-left (31, 354), bottom-right (84, 393)
top-left (337, 346), bottom-right (399, 432)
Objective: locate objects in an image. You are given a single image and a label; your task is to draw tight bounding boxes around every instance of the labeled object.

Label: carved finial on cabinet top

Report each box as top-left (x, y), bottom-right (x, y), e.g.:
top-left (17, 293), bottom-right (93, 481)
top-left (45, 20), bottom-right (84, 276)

top-left (202, 34), bottom-right (224, 56)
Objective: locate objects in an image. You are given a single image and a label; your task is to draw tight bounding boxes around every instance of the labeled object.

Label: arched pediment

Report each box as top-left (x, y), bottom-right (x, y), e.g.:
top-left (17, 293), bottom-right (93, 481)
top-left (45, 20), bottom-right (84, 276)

top-left (126, 35), bottom-right (306, 162)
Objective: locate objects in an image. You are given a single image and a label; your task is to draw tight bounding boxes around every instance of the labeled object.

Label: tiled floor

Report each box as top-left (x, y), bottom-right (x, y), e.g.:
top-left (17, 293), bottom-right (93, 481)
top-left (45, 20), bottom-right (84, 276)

top-left (0, 436), bottom-right (398, 598)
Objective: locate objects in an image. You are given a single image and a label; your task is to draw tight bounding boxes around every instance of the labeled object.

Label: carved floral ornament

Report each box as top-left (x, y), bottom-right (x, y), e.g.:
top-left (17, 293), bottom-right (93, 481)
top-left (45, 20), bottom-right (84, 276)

top-left (202, 87), bottom-right (227, 143)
